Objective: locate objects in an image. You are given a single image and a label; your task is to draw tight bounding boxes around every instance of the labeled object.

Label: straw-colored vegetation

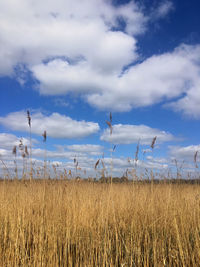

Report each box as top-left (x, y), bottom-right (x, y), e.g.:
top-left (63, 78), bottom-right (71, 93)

top-left (0, 111), bottom-right (199, 265)
top-left (0, 180), bottom-right (199, 266)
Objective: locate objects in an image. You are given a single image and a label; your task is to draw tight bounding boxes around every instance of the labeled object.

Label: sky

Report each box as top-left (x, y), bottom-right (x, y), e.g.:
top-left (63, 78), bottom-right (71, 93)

top-left (0, 0), bottom-right (200, 178)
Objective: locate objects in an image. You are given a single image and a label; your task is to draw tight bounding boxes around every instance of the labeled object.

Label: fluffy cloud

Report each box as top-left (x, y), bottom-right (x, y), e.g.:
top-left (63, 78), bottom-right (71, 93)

top-left (31, 59), bottom-right (111, 95)
top-left (169, 145), bottom-right (200, 161)
top-left (0, 0), bottom-right (145, 76)
top-left (0, 111), bottom-right (99, 139)
top-left (101, 124), bottom-right (174, 145)
top-left (32, 148), bottom-right (78, 159)
top-left (67, 144), bottom-right (103, 155)
top-left (95, 157), bottom-right (169, 177)
top-left (0, 133), bottom-right (30, 149)
top-left (0, 148), bottom-right (10, 158)
top-left (0, 0), bottom-right (175, 77)
top-left (2, 0), bottom-right (199, 118)
top-left (31, 44), bottom-right (200, 116)
top-left (32, 144), bottom-right (103, 159)
top-left (87, 44), bottom-right (200, 113)
top-left (0, 133), bottom-right (32, 165)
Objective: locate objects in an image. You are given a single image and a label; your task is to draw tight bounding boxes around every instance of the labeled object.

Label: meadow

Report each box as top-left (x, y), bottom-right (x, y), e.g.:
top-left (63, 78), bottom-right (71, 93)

top-left (0, 179), bottom-right (199, 266)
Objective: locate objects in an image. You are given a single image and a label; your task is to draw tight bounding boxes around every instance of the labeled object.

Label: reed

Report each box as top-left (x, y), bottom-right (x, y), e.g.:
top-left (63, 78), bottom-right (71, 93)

top-left (0, 180), bottom-right (199, 266)
top-left (0, 110), bottom-right (199, 266)
top-left (106, 112), bottom-right (113, 184)
top-left (42, 130), bottom-right (47, 178)
top-left (27, 110), bottom-right (33, 181)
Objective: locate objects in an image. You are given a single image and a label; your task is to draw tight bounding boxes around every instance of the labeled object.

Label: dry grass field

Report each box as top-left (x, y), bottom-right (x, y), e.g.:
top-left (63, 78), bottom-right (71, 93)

top-left (0, 180), bottom-right (199, 266)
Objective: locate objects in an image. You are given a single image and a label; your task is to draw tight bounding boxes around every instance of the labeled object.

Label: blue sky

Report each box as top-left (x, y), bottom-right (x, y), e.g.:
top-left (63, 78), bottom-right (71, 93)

top-left (0, 0), bottom-right (200, 178)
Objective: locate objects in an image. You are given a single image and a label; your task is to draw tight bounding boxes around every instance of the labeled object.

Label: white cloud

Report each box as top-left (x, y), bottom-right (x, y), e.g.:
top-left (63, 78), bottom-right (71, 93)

top-left (87, 44), bottom-right (200, 113)
top-left (0, 133), bottom-right (30, 149)
top-left (0, 111), bottom-right (99, 139)
top-left (152, 1), bottom-right (174, 19)
top-left (67, 144), bottom-right (103, 155)
top-left (32, 148), bottom-right (78, 159)
top-left (97, 156), bottom-right (169, 177)
top-left (101, 124), bottom-right (174, 145)
top-left (0, 148), bottom-right (10, 158)
top-left (169, 145), bottom-right (200, 161)
top-left (0, 132), bottom-right (171, 177)
top-left (31, 59), bottom-right (111, 95)
top-left (166, 86), bottom-right (200, 118)
top-left (0, 134), bottom-right (31, 165)
top-left (31, 44), bottom-right (200, 117)
top-left (32, 144), bottom-right (103, 159)
top-left (0, 0), bottom-right (144, 76)
top-left (1, 0), bottom-right (199, 118)
top-left (0, 0), bottom-right (174, 77)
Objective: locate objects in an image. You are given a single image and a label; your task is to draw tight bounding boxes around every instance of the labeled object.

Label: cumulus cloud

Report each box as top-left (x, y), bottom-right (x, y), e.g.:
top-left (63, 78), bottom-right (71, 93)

top-left (0, 111), bottom-right (99, 139)
top-left (87, 44), bottom-right (200, 114)
top-left (0, 0), bottom-right (145, 76)
top-left (0, 0), bottom-right (174, 77)
top-left (67, 144), bottom-right (103, 155)
top-left (0, 133), bottom-right (30, 149)
top-left (0, 148), bottom-right (10, 158)
top-left (32, 148), bottom-right (78, 159)
top-left (98, 157), bottom-right (169, 177)
top-left (166, 87), bottom-right (200, 118)
top-left (32, 44), bottom-right (200, 117)
top-left (101, 124), bottom-right (174, 145)
top-left (0, 133), bottom-right (34, 166)
top-left (1, 0), bottom-right (199, 117)
top-left (169, 145), bottom-right (200, 161)
top-left (32, 144), bottom-right (103, 159)
top-left (31, 59), bottom-right (111, 95)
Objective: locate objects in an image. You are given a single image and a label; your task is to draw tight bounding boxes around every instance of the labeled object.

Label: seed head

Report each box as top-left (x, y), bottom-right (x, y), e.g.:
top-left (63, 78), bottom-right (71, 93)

top-left (42, 130), bottom-right (47, 142)
top-left (135, 140), bottom-right (140, 162)
top-left (106, 120), bottom-right (112, 135)
top-left (25, 146), bottom-right (29, 157)
top-left (194, 151), bottom-right (198, 168)
top-left (194, 151), bottom-right (198, 163)
top-left (27, 110), bottom-right (31, 127)
top-left (151, 136), bottom-right (157, 149)
top-left (95, 159), bottom-right (100, 169)
top-left (12, 146), bottom-right (17, 156)
top-left (109, 112), bottom-right (112, 123)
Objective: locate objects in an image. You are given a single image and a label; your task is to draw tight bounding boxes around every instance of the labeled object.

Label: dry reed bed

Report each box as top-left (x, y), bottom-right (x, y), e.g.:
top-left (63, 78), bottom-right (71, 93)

top-left (0, 180), bottom-right (199, 266)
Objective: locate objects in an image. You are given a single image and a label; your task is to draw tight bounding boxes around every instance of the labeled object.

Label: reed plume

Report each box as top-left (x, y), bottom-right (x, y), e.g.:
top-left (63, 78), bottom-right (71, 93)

top-left (12, 145), bottom-right (18, 179)
top-left (106, 112), bottom-right (113, 184)
top-left (151, 136), bottom-right (157, 149)
top-left (194, 151), bottom-right (198, 168)
top-left (27, 110), bottom-right (33, 180)
top-left (42, 130), bottom-right (47, 178)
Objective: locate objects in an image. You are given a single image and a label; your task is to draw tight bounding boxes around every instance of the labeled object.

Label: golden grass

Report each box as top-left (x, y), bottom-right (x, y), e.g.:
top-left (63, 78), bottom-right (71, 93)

top-left (0, 180), bottom-right (199, 266)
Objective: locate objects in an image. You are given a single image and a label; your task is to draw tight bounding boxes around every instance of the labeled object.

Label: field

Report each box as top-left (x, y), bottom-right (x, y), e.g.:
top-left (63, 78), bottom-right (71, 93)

top-left (0, 179), bottom-right (199, 266)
